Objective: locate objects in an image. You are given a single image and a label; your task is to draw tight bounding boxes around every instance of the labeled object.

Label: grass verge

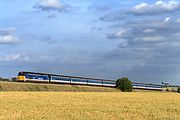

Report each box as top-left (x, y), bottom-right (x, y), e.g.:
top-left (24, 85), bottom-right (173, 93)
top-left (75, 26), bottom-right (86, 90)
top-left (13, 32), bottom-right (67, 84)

top-left (0, 81), bottom-right (119, 92)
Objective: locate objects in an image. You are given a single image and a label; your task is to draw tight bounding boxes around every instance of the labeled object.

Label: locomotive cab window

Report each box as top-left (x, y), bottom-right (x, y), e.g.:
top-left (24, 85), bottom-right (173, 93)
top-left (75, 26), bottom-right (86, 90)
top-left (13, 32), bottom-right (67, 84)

top-left (18, 72), bottom-right (25, 76)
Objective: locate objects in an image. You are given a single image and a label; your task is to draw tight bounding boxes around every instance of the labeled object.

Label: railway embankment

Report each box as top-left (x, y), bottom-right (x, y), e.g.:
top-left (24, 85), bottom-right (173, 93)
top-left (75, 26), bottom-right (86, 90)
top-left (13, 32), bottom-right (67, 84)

top-left (0, 81), bottom-right (119, 92)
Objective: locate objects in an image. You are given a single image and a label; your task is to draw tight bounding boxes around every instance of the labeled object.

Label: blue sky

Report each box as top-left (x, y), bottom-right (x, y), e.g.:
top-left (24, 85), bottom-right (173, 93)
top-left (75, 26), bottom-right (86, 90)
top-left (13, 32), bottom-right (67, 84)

top-left (0, 0), bottom-right (180, 85)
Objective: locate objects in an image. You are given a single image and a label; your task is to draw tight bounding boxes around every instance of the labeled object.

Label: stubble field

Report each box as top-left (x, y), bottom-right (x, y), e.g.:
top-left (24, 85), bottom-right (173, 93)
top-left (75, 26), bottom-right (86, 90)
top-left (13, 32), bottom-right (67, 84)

top-left (0, 92), bottom-right (180, 120)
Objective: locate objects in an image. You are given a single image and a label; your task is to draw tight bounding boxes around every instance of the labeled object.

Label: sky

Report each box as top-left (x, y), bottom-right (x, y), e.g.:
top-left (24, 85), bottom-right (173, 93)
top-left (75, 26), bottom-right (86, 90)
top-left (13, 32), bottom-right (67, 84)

top-left (0, 0), bottom-right (180, 85)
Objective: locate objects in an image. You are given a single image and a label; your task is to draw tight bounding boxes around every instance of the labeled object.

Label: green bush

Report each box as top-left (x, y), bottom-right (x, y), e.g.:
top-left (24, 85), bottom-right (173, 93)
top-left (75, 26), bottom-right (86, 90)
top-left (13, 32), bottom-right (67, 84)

top-left (178, 87), bottom-right (180, 93)
top-left (171, 88), bottom-right (177, 92)
top-left (116, 77), bottom-right (133, 92)
top-left (165, 88), bottom-right (170, 92)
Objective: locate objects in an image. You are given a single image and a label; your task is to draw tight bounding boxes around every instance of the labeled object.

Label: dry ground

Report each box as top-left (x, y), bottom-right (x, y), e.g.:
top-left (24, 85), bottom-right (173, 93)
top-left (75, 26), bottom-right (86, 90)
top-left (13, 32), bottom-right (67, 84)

top-left (0, 92), bottom-right (180, 120)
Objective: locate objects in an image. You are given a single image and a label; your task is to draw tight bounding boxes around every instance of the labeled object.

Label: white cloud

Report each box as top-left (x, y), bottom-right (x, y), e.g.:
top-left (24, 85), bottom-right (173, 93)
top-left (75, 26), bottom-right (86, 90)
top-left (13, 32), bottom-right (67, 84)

top-left (35, 0), bottom-right (71, 12)
top-left (100, 1), bottom-right (180, 22)
top-left (38, 0), bottom-right (61, 9)
top-left (114, 29), bottom-right (127, 37)
top-left (0, 54), bottom-right (21, 62)
top-left (132, 36), bottom-right (165, 42)
top-left (155, 0), bottom-right (179, 10)
top-left (0, 54), bottom-right (29, 62)
top-left (131, 0), bottom-right (180, 15)
top-left (133, 3), bottom-right (149, 11)
top-left (164, 17), bottom-right (171, 22)
top-left (107, 29), bottom-right (128, 39)
top-left (0, 27), bottom-right (18, 44)
top-left (141, 36), bottom-right (165, 42)
top-left (143, 29), bottom-right (155, 33)
top-left (0, 35), bottom-right (18, 44)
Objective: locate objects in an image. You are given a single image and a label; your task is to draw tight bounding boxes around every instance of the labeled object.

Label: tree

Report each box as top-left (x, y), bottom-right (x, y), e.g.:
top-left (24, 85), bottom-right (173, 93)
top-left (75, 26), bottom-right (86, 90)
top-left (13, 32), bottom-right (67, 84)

top-left (116, 77), bottom-right (133, 92)
top-left (11, 77), bottom-right (17, 82)
top-left (178, 87), bottom-right (180, 93)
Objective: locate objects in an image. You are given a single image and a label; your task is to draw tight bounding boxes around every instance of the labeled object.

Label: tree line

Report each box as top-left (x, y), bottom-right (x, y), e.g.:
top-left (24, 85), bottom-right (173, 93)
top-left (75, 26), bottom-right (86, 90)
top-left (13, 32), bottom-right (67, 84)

top-left (0, 77), bottom-right (16, 82)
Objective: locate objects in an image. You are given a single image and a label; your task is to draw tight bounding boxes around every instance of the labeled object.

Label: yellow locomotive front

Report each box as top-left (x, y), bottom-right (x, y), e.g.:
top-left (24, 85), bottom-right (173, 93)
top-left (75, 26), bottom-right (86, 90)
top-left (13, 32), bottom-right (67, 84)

top-left (17, 72), bottom-right (26, 81)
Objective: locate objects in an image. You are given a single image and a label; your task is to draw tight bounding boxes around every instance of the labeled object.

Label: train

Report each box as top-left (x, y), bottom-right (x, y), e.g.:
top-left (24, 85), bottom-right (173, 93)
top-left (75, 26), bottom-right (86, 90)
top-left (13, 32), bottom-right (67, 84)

top-left (17, 71), bottom-right (163, 90)
top-left (17, 71), bottom-right (116, 87)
